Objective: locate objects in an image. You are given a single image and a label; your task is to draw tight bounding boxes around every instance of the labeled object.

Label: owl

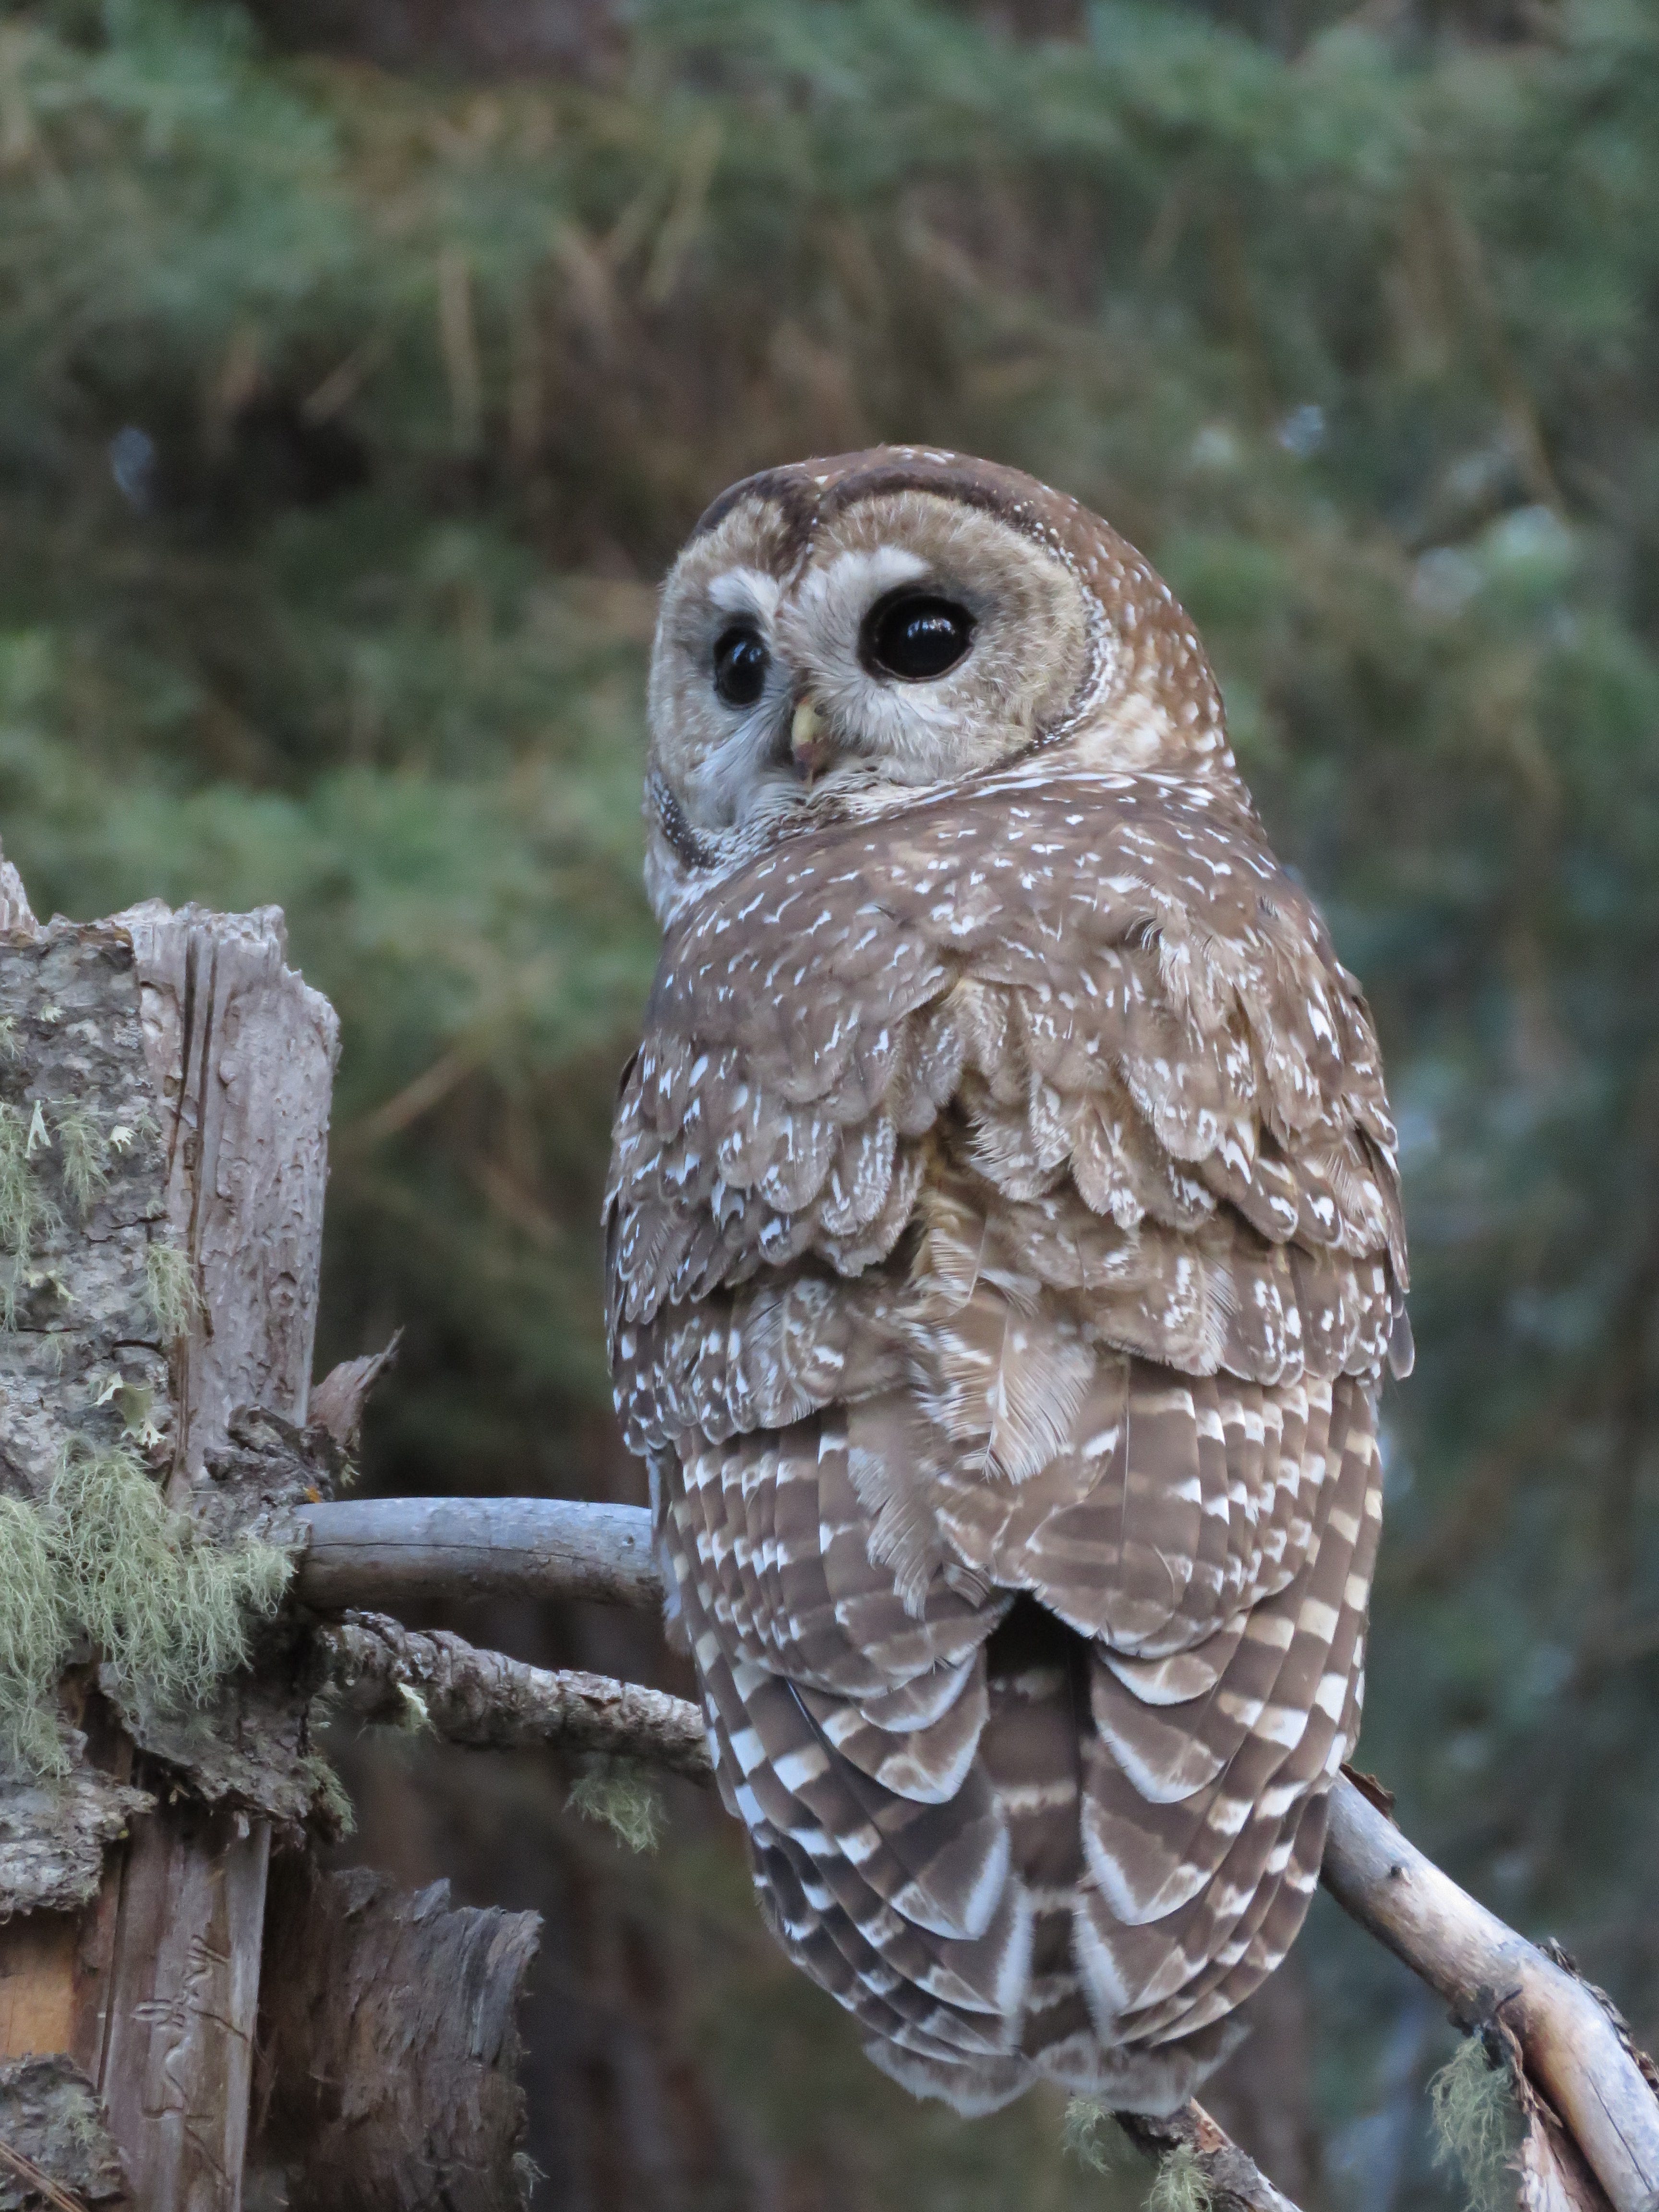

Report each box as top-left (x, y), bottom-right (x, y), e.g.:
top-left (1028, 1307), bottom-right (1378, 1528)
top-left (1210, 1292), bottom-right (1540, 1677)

top-left (605, 448), bottom-right (1409, 2117)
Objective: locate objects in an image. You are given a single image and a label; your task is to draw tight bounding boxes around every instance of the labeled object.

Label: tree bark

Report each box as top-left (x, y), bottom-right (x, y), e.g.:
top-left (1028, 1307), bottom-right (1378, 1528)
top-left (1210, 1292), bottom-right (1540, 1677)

top-left (251, 1860), bottom-right (540, 2212)
top-left (316, 1611), bottom-right (711, 1778)
top-left (1117, 2101), bottom-right (1303, 2212)
top-left (0, 878), bottom-right (339, 2212)
top-left (293, 1496), bottom-right (661, 1612)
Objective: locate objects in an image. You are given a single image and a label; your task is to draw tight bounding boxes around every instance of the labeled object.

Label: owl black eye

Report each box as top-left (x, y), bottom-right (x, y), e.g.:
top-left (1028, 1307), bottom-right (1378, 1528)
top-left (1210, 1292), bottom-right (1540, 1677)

top-left (713, 625), bottom-right (769, 708)
top-left (862, 592), bottom-right (975, 682)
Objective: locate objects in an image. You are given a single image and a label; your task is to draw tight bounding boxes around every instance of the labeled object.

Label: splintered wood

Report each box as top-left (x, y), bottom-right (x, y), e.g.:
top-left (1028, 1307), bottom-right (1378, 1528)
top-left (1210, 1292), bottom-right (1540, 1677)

top-left (0, 872), bottom-right (337, 2212)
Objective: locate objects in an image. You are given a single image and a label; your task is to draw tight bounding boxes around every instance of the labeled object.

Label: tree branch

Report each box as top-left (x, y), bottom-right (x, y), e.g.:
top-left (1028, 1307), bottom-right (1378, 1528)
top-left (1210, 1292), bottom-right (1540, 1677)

top-left (295, 1497), bottom-right (1659, 2212)
top-left (293, 1496), bottom-right (661, 1611)
top-left (317, 1610), bottom-right (712, 1780)
top-left (1323, 1777), bottom-right (1659, 2212)
top-left (1117, 2102), bottom-right (1302, 2212)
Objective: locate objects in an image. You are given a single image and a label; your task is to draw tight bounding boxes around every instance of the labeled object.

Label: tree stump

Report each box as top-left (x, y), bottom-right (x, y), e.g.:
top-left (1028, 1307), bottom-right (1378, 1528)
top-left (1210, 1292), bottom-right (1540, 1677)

top-left (0, 857), bottom-right (540, 2212)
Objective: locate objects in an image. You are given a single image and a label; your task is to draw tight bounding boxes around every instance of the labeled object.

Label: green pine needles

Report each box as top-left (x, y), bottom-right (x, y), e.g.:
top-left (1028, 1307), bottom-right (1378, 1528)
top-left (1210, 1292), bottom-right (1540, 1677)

top-left (0, 1440), bottom-right (292, 1776)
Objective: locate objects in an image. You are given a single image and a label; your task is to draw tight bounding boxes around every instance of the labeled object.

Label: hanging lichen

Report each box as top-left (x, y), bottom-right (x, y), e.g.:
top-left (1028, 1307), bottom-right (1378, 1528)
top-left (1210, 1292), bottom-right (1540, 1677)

top-left (0, 1490), bottom-right (73, 1772)
top-left (52, 1102), bottom-right (112, 1214)
top-left (0, 1441), bottom-right (293, 1776)
top-left (144, 1239), bottom-right (203, 1343)
top-left (1146, 2144), bottom-right (1213, 2212)
top-left (1429, 2033), bottom-right (1524, 2212)
top-left (0, 1097), bottom-right (60, 1328)
top-left (1059, 2097), bottom-right (1120, 2178)
top-left (567, 1756), bottom-right (666, 1851)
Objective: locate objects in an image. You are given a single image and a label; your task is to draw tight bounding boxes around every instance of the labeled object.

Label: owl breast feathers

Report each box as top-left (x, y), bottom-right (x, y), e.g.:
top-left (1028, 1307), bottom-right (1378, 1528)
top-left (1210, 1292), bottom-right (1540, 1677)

top-left (606, 447), bottom-right (1407, 2117)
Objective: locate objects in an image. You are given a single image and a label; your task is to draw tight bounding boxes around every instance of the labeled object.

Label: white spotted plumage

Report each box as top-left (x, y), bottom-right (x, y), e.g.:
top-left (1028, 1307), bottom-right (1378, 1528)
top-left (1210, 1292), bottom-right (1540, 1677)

top-left (607, 448), bottom-right (1407, 2116)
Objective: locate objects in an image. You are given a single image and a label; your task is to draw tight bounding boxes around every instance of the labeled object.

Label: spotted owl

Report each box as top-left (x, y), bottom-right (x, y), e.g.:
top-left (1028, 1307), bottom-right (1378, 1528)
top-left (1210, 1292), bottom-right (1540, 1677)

top-left (605, 448), bottom-right (1409, 2117)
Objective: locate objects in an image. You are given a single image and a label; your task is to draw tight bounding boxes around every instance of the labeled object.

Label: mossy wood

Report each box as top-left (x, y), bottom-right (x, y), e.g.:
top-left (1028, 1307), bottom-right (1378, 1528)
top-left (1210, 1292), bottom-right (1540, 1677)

top-left (0, 860), bottom-right (541, 2212)
top-left (0, 855), bottom-right (337, 2210)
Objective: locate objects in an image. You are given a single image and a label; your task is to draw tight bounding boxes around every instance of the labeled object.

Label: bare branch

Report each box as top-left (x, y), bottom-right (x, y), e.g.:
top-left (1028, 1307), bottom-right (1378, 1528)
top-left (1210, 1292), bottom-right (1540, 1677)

top-left (317, 1610), bottom-right (712, 1781)
top-left (1116, 2100), bottom-right (1303, 2212)
top-left (1324, 1776), bottom-right (1659, 2212)
top-left (293, 1496), bottom-right (662, 1612)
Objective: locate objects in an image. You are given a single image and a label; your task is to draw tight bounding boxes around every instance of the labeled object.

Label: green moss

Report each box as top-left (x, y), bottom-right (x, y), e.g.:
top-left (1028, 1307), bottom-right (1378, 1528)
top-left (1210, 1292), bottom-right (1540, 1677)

top-left (1429, 2034), bottom-right (1523, 2212)
top-left (144, 1239), bottom-right (203, 1343)
top-left (567, 1757), bottom-right (666, 1852)
top-left (1146, 2146), bottom-right (1212, 2212)
top-left (0, 1442), bottom-right (293, 1775)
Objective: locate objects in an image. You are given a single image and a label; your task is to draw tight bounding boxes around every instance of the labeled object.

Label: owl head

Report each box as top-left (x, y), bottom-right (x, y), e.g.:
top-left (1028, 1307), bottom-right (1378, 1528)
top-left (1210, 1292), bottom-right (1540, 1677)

top-left (643, 447), bottom-right (1236, 923)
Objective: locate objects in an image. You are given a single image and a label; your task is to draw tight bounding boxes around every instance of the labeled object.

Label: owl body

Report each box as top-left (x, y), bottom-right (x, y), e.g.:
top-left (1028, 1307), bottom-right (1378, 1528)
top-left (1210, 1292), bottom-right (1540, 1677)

top-left (606, 449), bottom-right (1407, 2116)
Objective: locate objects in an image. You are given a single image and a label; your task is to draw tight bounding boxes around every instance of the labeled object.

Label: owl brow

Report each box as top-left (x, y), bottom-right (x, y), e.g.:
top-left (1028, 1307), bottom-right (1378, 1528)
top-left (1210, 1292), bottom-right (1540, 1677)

top-left (650, 772), bottom-right (717, 871)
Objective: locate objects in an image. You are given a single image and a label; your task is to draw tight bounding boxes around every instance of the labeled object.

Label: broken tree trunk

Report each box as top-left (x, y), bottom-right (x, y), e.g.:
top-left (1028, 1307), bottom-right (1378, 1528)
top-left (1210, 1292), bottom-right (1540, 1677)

top-left (0, 864), bottom-right (539, 2212)
top-left (0, 868), bottom-right (337, 2211)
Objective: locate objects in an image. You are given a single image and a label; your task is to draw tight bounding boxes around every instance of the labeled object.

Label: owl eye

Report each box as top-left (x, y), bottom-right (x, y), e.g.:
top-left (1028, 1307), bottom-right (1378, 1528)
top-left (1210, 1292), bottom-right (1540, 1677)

top-left (863, 592), bottom-right (975, 682)
top-left (713, 625), bottom-right (769, 708)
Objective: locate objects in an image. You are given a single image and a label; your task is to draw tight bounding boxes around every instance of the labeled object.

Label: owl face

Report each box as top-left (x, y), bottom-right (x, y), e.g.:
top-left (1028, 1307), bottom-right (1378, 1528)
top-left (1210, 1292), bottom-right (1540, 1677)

top-left (643, 449), bottom-right (1230, 922)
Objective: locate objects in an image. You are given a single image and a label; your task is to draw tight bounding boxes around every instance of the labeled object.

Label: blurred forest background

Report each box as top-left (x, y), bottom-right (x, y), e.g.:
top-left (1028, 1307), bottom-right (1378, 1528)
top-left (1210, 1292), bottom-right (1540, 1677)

top-left (1, 0), bottom-right (1657, 2203)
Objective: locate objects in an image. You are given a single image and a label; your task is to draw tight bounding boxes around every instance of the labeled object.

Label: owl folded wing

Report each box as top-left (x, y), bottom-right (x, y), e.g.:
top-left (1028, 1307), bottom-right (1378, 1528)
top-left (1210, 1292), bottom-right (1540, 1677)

top-left (607, 770), bottom-right (1408, 1394)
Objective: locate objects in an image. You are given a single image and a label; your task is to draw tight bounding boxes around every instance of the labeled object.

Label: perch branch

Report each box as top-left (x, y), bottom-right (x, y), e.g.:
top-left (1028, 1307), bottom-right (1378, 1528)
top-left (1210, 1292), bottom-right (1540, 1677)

top-left (1323, 1777), bottom-right (1659, 2212)
top-left (317, 1609), bottom-right (712, 1779)
top-left (293, 1496), bottom-right (661, 1611)
top-left (1117, 2102), bottom-right (1301, 2212)
top-left (295, 1498), bottom-right (1659, 2211)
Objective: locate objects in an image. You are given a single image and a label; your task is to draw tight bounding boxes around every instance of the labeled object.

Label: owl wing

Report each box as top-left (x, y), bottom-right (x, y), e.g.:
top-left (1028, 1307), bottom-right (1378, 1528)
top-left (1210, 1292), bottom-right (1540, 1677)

top-left (606, 769), bottom-right (1403, 2110)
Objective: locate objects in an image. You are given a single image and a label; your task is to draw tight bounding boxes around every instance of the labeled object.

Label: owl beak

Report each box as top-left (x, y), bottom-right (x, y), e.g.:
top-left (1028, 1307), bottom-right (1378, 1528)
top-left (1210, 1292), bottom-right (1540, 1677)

top-left (789, 694), bottom-right (834, 782)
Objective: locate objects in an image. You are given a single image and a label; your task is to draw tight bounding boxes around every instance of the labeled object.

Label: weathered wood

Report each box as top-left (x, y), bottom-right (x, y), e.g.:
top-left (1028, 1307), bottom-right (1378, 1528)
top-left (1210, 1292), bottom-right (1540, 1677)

top-left (1323, 1776), bottom-right (1659, 2212)
top-left (0, 1774), bottom-right (153, 1929)
top-left (98, 1794), bottom-right (271, 2212)
top-left (114, 902), bottom-right (337, 1502)
top-left (318, 1611), bottom-right (712, 1779)
top-left (1, 866), bottom-right (340, 2212)
top-left (1116, 2100), bottom-right (1303, 2212)
top-left (252, 1861), bottom-right (540, 2212)
top-left (89, 906), bottom-right (335, 2212)
top-left (293, 1496), bottom-right (662, 1612)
